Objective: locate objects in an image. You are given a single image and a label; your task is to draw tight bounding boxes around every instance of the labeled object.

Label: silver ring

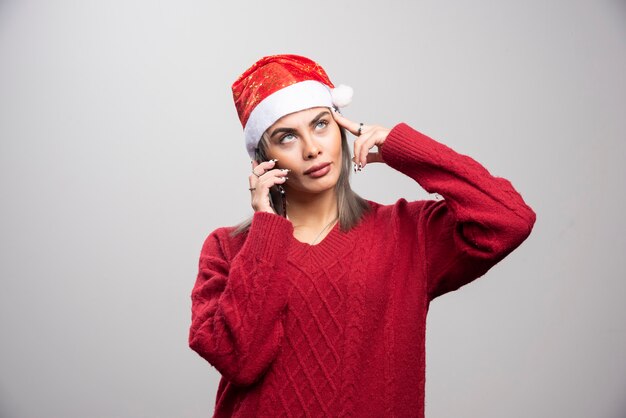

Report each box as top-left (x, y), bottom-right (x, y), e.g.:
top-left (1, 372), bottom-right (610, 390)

top-left (357, 122), bottom-right (364, 136)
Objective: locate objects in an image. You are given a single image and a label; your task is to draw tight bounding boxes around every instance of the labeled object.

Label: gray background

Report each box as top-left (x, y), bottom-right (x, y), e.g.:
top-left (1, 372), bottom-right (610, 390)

top-left (1, 0), bottom-right (625, 417)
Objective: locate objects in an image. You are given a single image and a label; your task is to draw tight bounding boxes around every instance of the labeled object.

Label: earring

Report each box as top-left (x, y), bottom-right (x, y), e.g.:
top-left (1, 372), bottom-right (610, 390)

top-left (278, 185), bottom-right (287, 218)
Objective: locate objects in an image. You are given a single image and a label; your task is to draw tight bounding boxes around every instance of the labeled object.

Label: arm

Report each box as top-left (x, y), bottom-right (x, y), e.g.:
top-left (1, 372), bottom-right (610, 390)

top-left (381, 123), bottom-right (536, 300)
top-left (189, 212), bottom-right (293, 386)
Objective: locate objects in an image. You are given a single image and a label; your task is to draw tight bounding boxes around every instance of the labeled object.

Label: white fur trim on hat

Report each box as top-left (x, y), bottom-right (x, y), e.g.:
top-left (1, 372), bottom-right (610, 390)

top-left (243, 80), bottom-right (334, 158)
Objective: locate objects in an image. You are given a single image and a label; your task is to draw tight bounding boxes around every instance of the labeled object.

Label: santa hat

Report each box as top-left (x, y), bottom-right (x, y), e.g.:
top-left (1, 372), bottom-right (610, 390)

top-left (232, 54), bottom-right (353, 158)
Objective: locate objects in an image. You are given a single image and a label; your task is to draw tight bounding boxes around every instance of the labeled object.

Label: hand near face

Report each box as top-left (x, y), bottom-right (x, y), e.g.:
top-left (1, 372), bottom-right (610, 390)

top-left (249, 159), bottom-right (289, 214)
top-left (331, 109), bottom-right (390, 170)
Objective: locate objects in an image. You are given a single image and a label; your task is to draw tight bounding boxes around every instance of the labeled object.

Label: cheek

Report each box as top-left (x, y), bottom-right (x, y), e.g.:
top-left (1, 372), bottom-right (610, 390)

top-left (265, 145), bottom-right (292, 163)
top-left (332, 136), bottom-right (343, 159)
top-left (271, 150), bottom-right (300, 172)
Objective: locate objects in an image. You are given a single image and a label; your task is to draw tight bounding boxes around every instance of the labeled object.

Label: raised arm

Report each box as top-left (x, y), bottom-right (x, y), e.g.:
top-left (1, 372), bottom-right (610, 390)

top-left (189, 212), bottom-right (293, 386)
top-left (381, 123), bottom-right (536, 300)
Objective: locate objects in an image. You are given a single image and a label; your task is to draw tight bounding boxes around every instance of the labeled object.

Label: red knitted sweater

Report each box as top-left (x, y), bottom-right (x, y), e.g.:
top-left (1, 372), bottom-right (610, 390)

top-left (189, 123), bottom-right (536, 417)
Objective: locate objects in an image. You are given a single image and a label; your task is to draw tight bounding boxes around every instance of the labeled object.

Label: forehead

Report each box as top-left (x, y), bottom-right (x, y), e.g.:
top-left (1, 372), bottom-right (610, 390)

top-left (270, 106), bottom-right (330, 130)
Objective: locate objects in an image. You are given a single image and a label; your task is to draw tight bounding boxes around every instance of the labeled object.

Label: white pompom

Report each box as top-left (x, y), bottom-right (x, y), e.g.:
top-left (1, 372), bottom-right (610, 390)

top-left (331, 84), bottom-right (353, 108)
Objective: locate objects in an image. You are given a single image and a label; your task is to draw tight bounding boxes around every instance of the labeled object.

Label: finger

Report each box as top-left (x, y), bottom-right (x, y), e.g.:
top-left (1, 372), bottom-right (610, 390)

top-left (353, 129), bottom-right (375, 167)
top-left (331, 109), bottom-right (362, 136)
top-left (259, 159), bottom-right (278, 169)
top-left (248, 173), bottom-right (256, 187)
top-left (249, 166), bottom-right (288, 186)
top-left (357, 135), bottom-right (374, 169)
top-left (252, 158), bottom-right (278, 176)
top-left (354, 131), bottom-right (380, 169)
top-left (266, 168), bottom-right (290, 180)
top-left (253, 168), bottom-right (289, 187)
top-left (251, 159), bottom-right (260, 177)
top-left (353, 136), bottom-right (362, 168)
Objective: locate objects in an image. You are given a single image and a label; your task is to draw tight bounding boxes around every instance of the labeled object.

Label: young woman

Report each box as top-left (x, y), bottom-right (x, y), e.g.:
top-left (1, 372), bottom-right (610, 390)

top-left (189, 54), bottom-right (536, 417)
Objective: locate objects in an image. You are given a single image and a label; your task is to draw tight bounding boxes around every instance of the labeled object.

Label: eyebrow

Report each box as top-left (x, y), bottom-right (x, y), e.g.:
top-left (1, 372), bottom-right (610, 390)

top-left (269, 110), bottom-right (331, 138)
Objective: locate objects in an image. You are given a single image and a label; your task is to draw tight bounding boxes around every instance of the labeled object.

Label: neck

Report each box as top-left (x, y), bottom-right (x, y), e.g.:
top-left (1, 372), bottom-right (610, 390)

top-left (286, 187), bottom-right (338, 230)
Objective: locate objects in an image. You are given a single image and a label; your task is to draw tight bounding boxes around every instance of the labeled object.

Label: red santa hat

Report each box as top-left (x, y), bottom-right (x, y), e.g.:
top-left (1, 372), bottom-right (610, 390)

top-left (232, 54), bottom-right (353, 158)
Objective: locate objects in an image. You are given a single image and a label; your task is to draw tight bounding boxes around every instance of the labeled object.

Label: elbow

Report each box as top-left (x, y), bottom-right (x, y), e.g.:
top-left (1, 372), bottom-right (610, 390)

top-left (510, 205), bottom-right (536, 244)
top-left (494, 206), bottom-right (536, 256)
top-left (461, 206), bottom-right (536, 258)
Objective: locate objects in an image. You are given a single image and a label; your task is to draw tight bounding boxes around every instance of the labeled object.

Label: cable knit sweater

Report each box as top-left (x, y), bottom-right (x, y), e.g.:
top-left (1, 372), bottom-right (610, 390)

top-left (189, 123), bottom-right (536, 417)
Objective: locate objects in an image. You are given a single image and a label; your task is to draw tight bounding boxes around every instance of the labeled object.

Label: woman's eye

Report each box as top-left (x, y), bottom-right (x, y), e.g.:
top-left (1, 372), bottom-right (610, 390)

top-left (280, 133), bottom-right (296, 143)
top-left (316, 120), bottom-right (328, 129)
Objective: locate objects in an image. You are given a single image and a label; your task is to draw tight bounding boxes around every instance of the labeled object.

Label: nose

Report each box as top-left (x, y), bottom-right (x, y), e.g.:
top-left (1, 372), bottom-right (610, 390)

top-left (302, 135), bottom-right (321, 160)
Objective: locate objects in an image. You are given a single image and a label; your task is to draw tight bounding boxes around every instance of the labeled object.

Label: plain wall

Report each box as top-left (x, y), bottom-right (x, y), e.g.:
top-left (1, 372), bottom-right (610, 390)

top-left (1, 0), bottom-right (624, 417)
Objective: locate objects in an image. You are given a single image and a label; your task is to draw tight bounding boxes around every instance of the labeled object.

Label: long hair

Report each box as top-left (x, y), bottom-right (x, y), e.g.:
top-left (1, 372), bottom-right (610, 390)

top-left (231, 124), bottom-right (370, 236)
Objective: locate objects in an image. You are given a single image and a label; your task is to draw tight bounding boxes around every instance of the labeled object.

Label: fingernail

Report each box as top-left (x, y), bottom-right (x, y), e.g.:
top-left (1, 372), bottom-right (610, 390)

top-left (284, 177), bottom-right (289, 180)
top-left (281, 168), bottom-right (290, 172)
top-left (358, 162), bottom-right (363, 170)
top-left (353, 162), bottom-right (357, 173)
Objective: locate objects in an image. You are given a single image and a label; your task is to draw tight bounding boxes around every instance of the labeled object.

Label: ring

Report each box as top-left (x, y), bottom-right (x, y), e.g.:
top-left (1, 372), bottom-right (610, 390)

top-left (248, 187), bottom-right (256, 191)
top-left (252, 171), bottom-right (261, 178)
top-left (357, 122), bottom-right (364, 136)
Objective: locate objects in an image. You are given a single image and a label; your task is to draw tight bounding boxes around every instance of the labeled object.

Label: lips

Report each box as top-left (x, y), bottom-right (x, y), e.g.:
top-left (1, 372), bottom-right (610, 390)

top-left (304, 162), bottom-right (331, 175)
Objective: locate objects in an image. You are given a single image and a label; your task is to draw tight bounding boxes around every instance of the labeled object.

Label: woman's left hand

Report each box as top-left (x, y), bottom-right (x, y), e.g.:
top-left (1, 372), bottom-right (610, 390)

top-left (332, 109), bottom-right (390, 170)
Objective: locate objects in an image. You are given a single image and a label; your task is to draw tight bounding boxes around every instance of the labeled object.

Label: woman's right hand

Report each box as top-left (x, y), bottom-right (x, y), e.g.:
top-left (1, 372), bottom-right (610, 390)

top-left (249, 159), bottom-right (289, 214)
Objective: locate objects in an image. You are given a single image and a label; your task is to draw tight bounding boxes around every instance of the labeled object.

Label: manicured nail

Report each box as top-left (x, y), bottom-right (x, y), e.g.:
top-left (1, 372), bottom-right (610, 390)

top-left (281, 168), bottom-right (290, 172)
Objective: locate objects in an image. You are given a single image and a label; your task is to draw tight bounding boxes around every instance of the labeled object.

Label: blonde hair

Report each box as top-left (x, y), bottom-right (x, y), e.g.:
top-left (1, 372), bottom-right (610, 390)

top-left (232, 125), bottom-right (370, 236)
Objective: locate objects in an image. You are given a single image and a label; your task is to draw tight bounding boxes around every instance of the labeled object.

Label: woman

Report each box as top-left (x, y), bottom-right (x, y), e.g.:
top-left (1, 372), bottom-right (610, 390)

top-left (189, 54), bottom-right (536, 417)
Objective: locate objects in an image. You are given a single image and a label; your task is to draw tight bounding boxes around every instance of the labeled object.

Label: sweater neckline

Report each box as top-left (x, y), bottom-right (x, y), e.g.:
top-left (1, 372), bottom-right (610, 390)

top-left (291, 218), bottom-right (339, 247)
top-left (287, 221), bottom-right (355, 272)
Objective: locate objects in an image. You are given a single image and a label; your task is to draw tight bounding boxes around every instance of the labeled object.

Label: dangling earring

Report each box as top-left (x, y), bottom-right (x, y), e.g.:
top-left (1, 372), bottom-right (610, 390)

top-left (278, 185), bottom-right (287, 218)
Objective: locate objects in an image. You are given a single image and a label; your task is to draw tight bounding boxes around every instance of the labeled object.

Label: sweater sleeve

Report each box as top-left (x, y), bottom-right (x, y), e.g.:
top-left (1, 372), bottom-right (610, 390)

top-left (381, 123), bottom-right (536, 300)
top-left (189, 211), bottom-right (294, 386)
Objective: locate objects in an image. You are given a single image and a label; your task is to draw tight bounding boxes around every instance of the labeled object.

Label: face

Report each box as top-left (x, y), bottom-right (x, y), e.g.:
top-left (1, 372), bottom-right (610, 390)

top-left (263, 107), bottom-right (342, 196)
